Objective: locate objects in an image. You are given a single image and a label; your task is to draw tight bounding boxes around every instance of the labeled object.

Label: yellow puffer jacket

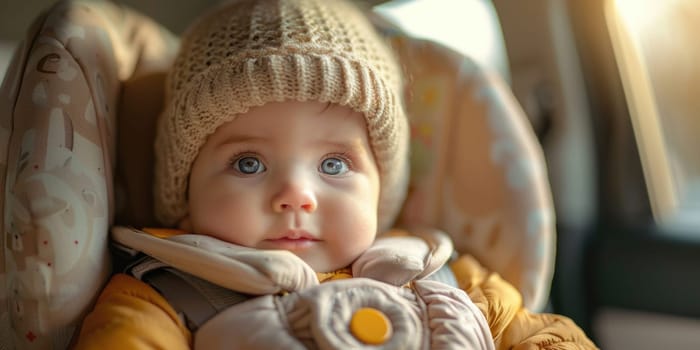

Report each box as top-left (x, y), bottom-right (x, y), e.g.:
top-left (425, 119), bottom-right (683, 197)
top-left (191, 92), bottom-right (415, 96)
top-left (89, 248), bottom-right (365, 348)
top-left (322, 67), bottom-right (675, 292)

top-left (450, 255), bottom-right (597, 350)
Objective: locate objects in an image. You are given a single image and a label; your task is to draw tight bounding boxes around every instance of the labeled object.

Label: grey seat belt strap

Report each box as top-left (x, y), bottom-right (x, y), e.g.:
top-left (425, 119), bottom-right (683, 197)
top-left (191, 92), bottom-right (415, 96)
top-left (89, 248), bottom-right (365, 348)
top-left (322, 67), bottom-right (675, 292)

top-left (142, 268), bottom-right (221, 331)
top-left (122, 250), bottom-right (253, 331)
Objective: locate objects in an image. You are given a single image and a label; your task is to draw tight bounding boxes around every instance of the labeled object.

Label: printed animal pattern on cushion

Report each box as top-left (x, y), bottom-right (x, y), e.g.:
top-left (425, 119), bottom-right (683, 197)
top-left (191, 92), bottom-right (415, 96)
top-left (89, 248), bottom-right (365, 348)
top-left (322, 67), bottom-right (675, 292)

top-left (0, 1), bottom-right (178, 349)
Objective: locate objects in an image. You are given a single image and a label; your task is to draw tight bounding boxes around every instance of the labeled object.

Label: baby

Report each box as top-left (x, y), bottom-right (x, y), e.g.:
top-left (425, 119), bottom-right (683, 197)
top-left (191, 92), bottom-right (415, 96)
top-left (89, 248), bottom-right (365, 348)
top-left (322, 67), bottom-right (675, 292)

top-left (75, 0), bottom-right (597, 349)
top-left (151, 0), bottom-right (410, 276)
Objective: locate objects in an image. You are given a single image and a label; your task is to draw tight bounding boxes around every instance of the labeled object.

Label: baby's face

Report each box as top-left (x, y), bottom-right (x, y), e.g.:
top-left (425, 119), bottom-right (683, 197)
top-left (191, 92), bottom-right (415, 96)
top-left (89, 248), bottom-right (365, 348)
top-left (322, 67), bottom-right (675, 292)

top-left (183, 101), bottom-right (380, 272)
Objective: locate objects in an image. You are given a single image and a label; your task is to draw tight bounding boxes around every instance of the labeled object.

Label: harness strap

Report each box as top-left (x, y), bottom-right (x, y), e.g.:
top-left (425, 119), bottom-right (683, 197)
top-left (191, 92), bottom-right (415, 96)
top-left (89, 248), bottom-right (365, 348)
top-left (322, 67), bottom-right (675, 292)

top-left (114, 240), bottom-right (252, 331)
top-left (112, 236), bottom-right (460, 333)
top-left (142, 264), bottom-right (457, 332)
top-left (142, 268), bottom-right (219, 331)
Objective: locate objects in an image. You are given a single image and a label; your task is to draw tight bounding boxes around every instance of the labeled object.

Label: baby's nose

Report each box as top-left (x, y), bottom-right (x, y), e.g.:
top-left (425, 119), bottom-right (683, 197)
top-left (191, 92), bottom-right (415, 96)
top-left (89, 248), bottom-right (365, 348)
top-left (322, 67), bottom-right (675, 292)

top-left (272, 184), bottom-right (318, 213)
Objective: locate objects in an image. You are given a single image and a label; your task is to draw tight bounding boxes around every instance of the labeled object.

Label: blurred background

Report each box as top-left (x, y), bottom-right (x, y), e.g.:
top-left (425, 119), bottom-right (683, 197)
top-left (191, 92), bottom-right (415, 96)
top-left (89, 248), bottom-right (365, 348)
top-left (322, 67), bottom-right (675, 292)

top-left (2, 0), bottom-right (699, 348)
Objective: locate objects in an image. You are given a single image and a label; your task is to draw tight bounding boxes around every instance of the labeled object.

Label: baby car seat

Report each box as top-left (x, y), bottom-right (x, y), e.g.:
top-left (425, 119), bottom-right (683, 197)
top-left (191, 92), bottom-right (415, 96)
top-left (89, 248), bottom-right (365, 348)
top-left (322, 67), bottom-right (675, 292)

top-left (0, 1), bottom-right (554, 348)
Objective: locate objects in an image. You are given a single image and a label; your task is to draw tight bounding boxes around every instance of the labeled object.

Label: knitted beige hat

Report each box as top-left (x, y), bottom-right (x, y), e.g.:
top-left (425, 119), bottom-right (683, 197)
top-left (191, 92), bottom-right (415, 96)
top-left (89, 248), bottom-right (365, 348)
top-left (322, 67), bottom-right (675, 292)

top-left (154, 0), bottom-right (409, 232)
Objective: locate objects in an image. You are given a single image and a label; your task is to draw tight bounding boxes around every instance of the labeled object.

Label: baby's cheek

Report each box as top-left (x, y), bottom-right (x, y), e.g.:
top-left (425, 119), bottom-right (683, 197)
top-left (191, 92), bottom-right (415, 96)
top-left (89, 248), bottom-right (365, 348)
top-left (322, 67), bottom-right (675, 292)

top-left (338, 211), bottom-right (377, 254)
top-left (191, 195), bottom-right (253, 238)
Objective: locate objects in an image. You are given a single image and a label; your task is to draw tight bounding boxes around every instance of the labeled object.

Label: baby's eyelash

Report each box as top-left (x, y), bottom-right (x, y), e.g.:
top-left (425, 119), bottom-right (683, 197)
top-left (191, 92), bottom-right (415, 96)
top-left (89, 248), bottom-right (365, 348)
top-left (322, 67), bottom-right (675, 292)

top-left (228, 150), bottom-right (259, 167)
top-left (326, 152), bottom-right (355, 169)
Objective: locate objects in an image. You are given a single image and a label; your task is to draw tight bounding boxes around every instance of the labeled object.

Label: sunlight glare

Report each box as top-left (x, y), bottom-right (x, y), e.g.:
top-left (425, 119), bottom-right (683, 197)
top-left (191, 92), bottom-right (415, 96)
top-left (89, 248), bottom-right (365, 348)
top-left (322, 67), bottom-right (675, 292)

top-left (374, 0), bottom-right (509, 80)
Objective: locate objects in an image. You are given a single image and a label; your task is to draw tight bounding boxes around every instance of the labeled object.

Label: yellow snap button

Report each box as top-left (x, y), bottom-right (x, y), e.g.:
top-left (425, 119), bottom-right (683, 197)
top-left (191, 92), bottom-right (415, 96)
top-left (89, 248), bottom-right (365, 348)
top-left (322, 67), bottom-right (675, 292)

top-left (349, 307), bottom-right (392, 345)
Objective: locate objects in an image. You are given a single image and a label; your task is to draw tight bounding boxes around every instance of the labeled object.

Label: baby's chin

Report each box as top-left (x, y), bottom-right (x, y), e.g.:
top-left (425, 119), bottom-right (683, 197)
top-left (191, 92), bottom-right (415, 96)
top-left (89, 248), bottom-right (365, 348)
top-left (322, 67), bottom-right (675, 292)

top-left (294, 251), bottom-right (357, 274)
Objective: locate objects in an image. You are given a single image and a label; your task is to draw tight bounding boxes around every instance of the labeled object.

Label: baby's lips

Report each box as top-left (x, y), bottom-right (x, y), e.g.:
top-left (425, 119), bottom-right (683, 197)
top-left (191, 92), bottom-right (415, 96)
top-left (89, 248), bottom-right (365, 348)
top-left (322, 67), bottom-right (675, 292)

top-left (269, 229), bottom-right (319, 241)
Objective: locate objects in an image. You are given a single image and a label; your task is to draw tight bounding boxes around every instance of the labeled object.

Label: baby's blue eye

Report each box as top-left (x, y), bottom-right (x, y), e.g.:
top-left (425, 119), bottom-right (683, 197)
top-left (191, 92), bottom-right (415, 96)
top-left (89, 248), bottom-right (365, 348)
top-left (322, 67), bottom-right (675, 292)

top-left (320, 157), bottom-right (349, 175)
top-left (234, 156), bottom-right (265, 174)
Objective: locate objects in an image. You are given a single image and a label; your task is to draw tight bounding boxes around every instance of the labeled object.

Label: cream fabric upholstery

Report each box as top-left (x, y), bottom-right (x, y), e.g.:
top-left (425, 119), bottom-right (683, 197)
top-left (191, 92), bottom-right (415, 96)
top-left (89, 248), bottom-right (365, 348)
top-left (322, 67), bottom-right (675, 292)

top-left (382, 30), bottom-right (555, 313)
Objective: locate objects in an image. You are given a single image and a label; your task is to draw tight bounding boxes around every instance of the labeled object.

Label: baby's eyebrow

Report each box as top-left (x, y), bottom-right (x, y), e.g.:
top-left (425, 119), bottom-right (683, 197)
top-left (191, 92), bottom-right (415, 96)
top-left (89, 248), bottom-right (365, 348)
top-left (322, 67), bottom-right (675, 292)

top-left (215, 135), bottom-right (268, 150)
top-left (315, 138), bottom-right (369, 154)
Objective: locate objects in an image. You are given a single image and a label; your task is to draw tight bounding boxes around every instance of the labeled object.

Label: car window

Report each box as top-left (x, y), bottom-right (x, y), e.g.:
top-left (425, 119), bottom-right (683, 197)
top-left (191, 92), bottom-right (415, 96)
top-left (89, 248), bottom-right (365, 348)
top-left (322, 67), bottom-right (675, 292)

top-left (606, 0), bottom-right (700, 231)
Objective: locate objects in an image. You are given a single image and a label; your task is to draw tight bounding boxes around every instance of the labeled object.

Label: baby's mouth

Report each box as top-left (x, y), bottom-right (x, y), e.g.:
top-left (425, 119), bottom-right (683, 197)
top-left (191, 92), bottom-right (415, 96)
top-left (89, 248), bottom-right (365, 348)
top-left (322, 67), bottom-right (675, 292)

top-left (263, 230), bottom-right (320, 249)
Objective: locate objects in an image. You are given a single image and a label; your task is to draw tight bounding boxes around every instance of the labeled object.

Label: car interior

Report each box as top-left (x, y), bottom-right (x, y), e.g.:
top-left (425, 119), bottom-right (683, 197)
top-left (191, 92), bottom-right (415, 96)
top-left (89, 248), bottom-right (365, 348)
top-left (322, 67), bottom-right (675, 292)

top-left (1, 0), bottom-right (699, 349)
